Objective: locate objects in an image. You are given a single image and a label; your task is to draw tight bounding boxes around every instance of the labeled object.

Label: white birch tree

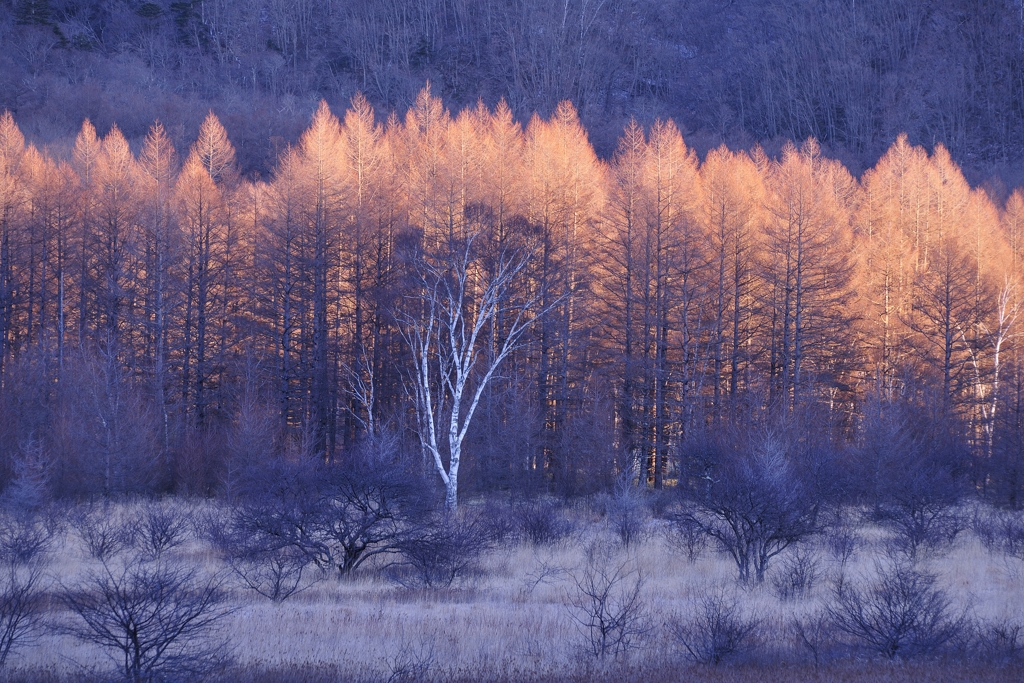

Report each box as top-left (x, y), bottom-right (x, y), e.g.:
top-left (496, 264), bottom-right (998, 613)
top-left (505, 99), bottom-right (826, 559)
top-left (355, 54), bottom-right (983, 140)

top-left (399, 230), bottom-right (547, 512)
top-left (978, 279), bottom-right (1020, 458)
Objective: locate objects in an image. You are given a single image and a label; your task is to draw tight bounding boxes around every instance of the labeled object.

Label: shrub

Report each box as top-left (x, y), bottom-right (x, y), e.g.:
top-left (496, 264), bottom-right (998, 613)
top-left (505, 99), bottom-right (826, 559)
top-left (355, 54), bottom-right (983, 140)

top-left (771, 548), bottom-right (822, 601)
top-left (210, 511), bottom-right (315, 603)
top-left (0, 512), bottom-right (51, 669)
top-left (824, 523), bottom-right (858, 568)
top-left (226, 545), bottom-right (312, 602)
top-left (69, 502), bottom-right (134, 561)
top-left (670, 585), bottom-right (761, 664)
top-left (973, 508), bottom-right (1024, 559)
top-left (512, 499), bottom-right (576, 546)
top-left (878, 502), bottom-right (965, 560)
top-left (604, 477), bottom-right (650, 548)
top-left (681, 435), bottom-right (819, 583)
top-left (389, 513), bottom-right (490, 589)
top-left (790, 610), bottom-right (836, 666)
top-left (978, 619), bottom-right (1024, 662)
top-left (135, 499), bottom-right (192, 559)
top-left (664, 509), bottom-right (707, 563)
top-left (565, 543), bottom-right (651, 659)
top-left (826, 558), bottom-right (967, 659)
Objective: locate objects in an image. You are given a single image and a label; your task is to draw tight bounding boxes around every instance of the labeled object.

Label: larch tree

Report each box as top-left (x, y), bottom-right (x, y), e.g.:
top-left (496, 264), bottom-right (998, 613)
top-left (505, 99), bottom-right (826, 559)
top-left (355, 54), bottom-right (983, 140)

top-left (403, 84), bottom-right (451, 253)
top-left (19, 146), bottom-right (48, 358)
top-left (459, 100), bottom-right (536, 488)
top-left (338, 93), bottom-right (384, 443)
top-left (639, 119), bottom-right (702, 486)
top-left (603, 119), bottom-right (647, 478)
top-left (961, 189), bottom-right (1008, 450)
top-left (91, 125), bottom-right (141, 362)
top-left (899, 146), bottom-right (998, 417)
top-left (295, 100), bottom-right (346, 460)
top-left (260, 148), bottom-right (312, 446)
top-left (855, 134), bottom-right (929, 393)
top-left (175, 112), bottom-right (238, 426)
top-left (351, 107), bottom-right (408, 444)
top-left (699, 144), bottom-right (763, 418)
top-left (138, 121), bottom-right (180, 459)
top-left (72, 120), bottom-right (101, 347)
top-left (1003, 189), bottom-right (1024, 273)
top-left (0, 112), bottom-right (27, 382)
top-left (760, 140), bottom-right (857, 412)
top-left (23, 151), bottom-right (79, 368)
top-left (604, 119), bottom-right (702, 486)
top-left (905, 233), bottom-right (987, 413)
top-left (523, 101), bottom-right (606, 489)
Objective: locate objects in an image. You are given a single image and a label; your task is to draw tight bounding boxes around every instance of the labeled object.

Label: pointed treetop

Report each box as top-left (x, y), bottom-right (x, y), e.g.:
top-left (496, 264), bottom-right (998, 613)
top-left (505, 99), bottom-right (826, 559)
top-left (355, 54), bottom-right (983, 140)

top-left (800, 137), bottom-right (821, 160)
top-left (300, 100), bottom-right (343, 160)
top-left (192, 111), bottom-right (237, 185)
top-left (101, 123), bottom-right (131, 157)
top-left (141, 121), bottom-right (179, 185)
top-left (491, 98), bottom-right (518, 133)
top-left (407, 82), bottom-right (449, 139)
top-left (73, 119), bottom-right (101, 182)
top-left (0, 111), bottom-right (25, 168)
top-left (348, 92), bottom-right (375, 124)
top-left (550, 101), bottom-right (589, 148)
top-left (617, 118), bottom-right (646, 155)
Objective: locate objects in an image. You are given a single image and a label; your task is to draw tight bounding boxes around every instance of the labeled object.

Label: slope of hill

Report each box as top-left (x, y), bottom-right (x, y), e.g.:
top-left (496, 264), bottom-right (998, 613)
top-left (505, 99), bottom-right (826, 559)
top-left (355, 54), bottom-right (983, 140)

top-left (1, 0), bottom-right (1022, 187)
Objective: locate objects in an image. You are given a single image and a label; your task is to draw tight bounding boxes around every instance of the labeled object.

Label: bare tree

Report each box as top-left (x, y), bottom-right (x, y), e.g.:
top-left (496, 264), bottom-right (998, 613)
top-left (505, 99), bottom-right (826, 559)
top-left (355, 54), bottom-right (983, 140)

top-left (135, 500), bottom-right (192, 560)
top-left (770, 547), bottom-right (823, 601)
top-left (681, 431), bottom-right (820, 583)
top-left (978, 279), bottom-right (1021, 459)
top-left (664, 510), bottom-right (707, 563)
top-left (790, 609), bottom-right (835, 666)
top-left (511, 499), bottom-right (577, 546)
top-left (69, 502), bottom-right (135, 561)
top-left (60, 554), bottom-right (232, 682)
top-left (399, 228), bottom-right (549, 512)
top-left (564, 543), bottom-right (651, 659)
top-left (0, 512), bottom-right (51, 670)
top-left (388, 513), bottom-right (491, 589)
top-left (855, 401), bottom-right (969, 559)
top-left (226, 544), bottom-right (312, 603)
top-left (225, 459), bottom-right (421, 577)
top-left (604, 474), bottom-right (650, 548)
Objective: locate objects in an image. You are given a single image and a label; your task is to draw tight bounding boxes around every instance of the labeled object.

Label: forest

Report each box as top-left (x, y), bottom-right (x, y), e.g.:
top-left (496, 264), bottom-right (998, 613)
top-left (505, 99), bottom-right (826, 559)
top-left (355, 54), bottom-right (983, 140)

top-left (0, 87), bottom-right (1023, 507)
top-left (0, 82), bottom-right (1023, 676)
top-left (1, 1), bottom-right (1024, 681)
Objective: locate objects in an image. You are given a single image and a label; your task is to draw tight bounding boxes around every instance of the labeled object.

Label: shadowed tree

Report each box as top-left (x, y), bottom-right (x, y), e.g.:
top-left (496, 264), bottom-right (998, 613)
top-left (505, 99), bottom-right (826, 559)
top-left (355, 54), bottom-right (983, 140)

top-left (138, 122), bottom-right (180, 463)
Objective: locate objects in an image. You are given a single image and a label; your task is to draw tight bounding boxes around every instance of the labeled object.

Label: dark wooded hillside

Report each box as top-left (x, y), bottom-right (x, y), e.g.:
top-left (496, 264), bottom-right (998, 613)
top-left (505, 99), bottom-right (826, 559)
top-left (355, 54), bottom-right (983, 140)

top-left (2, 0), bottom-right (1022, 182)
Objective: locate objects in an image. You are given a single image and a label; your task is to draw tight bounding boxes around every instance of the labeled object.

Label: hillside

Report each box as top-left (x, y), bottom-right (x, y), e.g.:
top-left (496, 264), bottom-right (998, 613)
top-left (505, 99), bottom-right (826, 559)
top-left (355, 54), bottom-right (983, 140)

top-left (2, 0), bottom-right (1022, 187)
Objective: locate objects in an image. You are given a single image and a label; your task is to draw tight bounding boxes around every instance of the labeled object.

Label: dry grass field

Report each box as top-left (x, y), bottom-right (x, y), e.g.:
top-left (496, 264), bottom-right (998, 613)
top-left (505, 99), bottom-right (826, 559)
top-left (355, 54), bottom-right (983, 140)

top-left (3, 499), bottom-right (1023, 682)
